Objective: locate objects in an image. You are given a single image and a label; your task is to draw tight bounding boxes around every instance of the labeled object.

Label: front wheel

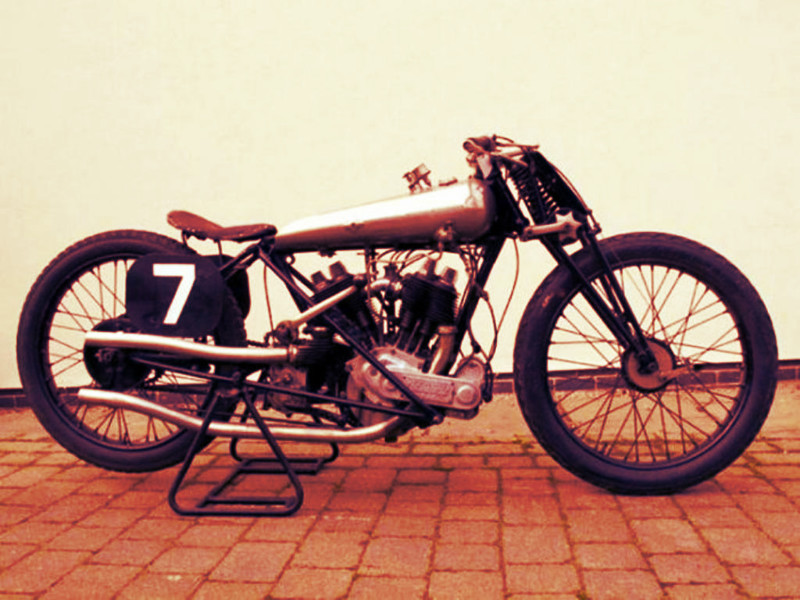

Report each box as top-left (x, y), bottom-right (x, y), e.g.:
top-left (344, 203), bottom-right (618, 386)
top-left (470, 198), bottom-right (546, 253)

top-left (513, 232), bottom-right (778, 494)
top-left (16, 230), bottom-right (246, 472)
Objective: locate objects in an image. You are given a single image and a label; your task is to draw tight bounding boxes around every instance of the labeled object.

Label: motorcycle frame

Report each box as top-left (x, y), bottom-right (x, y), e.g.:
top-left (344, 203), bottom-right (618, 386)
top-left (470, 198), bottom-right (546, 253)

top-left (197, 227), bottom-right (506, 428)
top-left (165, 165), bottom-right (657, 431)
top-left (73, 146), bottom-right (677, 516)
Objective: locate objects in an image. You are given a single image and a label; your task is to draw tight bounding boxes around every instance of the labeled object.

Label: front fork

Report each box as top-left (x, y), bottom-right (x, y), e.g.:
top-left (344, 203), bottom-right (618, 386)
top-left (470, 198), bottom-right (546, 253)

top-left (542, 228), bottom-right (659, 373)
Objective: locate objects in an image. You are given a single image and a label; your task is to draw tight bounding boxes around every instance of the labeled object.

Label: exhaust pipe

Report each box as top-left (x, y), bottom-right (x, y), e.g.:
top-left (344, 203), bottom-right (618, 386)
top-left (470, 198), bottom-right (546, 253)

top-left (76, 388), bottom-right (402, 444)
top-left (84, 331), bottom-right (297, 364)
top-left (84, 284), bottom-right (362, 365)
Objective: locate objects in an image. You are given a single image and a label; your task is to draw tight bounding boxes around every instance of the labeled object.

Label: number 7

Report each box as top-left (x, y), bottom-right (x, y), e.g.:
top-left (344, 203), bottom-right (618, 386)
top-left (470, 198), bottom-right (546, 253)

top-left (152, 263), bottom-right (196, 325)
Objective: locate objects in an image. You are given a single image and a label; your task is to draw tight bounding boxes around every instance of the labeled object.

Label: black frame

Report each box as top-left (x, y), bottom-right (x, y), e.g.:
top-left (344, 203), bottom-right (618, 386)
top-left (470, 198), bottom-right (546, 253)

top-left (150, 151), bottom-right (658, 430)
top-left (145, 149), bottom-right (662, 516)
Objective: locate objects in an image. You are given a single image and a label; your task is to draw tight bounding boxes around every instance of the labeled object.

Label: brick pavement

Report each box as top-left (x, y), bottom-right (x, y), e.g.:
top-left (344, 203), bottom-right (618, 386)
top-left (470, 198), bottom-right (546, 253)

top-left (1, 382), bottom-right (800, 599)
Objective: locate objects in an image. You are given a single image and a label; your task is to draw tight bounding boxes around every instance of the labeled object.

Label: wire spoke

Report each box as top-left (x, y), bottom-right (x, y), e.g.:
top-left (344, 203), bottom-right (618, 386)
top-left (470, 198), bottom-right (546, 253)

top-left (547, 254), bottom-right (749, 466)
top-left (36, 248), bottom-right (222, 451)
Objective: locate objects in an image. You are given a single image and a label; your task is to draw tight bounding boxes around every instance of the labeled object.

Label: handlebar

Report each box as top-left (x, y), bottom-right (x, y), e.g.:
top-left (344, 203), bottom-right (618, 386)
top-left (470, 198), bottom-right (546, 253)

top-left (463, 136), bottom-right (497, 153)
top-left (464, 135), bottom-right (539, 169)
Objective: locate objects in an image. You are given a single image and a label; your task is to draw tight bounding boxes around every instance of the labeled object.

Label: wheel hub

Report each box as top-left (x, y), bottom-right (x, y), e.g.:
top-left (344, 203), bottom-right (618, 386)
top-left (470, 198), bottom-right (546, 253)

top-left (621, 339), bottom-right (676, 392)
top-left (84, 317), bottom-right (151, 390)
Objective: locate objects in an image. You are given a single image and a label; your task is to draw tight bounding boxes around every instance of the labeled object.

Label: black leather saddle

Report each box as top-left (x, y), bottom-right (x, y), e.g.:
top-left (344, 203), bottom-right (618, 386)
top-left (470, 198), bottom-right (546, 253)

top-left (167, 210), bottom-right (276, 242)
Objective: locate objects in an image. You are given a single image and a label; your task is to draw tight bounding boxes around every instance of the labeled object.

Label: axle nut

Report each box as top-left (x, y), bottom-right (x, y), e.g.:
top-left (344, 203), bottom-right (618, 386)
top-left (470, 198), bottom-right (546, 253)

top-left (454, 384), bottom-right (478, 408)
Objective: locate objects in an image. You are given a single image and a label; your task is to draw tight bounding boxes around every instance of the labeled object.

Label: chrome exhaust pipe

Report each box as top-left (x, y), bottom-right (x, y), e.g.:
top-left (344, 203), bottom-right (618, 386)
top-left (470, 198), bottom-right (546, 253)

top-left (83, 284), bottom-right (361, 366)
top-left (76, 388), bottom-right (402, 444)
top-left (84, 331), bottom-right (297, 364)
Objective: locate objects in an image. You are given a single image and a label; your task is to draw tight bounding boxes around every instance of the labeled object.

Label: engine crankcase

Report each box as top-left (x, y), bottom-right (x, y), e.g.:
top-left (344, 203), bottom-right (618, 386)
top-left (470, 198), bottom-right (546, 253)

top-left (347, 347), bottom-right (484, 417)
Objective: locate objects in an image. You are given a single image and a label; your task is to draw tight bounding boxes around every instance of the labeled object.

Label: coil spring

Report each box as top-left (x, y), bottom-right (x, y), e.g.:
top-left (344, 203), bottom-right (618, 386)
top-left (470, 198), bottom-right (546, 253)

top-left (508, 161), bottom-right (558, 224)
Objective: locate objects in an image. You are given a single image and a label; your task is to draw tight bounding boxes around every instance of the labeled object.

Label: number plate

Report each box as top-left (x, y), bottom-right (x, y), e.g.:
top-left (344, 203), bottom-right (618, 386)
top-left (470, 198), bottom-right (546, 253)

top-left (126, 254), bottom-right (225, 337)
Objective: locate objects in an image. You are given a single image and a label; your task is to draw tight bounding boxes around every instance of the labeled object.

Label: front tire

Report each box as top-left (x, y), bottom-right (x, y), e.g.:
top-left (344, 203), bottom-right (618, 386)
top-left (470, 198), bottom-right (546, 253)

top-left (513, 232), bottom-right (777, 494)
top-left (16, 230), bottom-right (246, 472)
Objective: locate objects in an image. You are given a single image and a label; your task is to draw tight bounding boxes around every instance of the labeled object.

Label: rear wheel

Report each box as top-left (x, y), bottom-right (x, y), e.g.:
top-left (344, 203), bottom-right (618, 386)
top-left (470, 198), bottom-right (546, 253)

top-left (513, 232), bottom-right (777, 494)
top-left (16, 230), bottom-right (246, 472)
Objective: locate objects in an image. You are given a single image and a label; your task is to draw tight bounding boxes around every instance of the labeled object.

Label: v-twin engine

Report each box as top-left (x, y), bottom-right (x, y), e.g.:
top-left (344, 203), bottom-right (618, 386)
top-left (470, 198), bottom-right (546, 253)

top-left (301, 258), bottom-right (486, 418)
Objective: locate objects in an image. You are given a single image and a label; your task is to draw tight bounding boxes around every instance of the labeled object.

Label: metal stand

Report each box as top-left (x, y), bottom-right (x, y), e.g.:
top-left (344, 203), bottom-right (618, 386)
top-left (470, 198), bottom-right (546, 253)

top-left (167, 388), bottom-right (339, 517)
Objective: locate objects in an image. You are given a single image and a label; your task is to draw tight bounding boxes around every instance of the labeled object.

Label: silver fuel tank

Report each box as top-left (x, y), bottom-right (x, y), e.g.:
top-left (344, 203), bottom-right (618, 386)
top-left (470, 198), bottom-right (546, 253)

top-left (273, 178), bottom-right (495, 252)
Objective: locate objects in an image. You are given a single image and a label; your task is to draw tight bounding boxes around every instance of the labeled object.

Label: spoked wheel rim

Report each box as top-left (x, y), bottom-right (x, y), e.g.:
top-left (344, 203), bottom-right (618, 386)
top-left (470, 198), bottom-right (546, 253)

top-left (43, 255), bottom-right (221, 451)
top-left (546, 261), bottom-right (748, 468)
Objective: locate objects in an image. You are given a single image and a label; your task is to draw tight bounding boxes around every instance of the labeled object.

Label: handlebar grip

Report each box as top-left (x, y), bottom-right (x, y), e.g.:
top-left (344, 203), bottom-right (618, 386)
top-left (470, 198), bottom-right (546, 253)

top-left (463, 136), bottom-right (497, 153)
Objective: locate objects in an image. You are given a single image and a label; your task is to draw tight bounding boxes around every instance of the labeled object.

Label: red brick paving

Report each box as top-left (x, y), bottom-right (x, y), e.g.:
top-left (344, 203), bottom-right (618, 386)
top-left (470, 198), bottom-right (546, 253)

top-left (2, 384), bottom-right (800, 598)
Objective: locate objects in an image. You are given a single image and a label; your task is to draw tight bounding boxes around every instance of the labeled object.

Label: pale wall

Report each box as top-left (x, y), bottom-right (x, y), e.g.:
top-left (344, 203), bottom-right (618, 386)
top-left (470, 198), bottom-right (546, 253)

top-left (1, 0), bottom-right (797, 387)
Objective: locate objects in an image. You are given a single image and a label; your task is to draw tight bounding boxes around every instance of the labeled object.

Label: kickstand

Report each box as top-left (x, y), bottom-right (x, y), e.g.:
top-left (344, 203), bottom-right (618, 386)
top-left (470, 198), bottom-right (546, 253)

top-left (167, 388), bottom-right (337, 517)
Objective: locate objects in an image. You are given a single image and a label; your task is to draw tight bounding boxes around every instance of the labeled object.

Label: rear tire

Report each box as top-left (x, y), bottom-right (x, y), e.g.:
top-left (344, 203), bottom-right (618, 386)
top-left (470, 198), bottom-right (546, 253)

top-left (513, 232), bottom-right (777, 494)
top-left (16, 230), bottom-right (246, 472)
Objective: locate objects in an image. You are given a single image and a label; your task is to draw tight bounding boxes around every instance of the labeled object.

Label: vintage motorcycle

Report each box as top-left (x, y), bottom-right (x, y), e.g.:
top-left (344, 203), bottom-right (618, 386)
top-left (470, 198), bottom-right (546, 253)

top-left (16, 136), bottom-right (778, 516)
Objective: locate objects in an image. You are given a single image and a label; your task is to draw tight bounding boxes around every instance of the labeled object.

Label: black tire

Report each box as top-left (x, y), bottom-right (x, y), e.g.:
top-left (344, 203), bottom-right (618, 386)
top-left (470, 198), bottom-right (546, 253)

top-left (17, 230), bottom-right (246, 472)
top-left (513, 232), bottom-right (778, 494)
